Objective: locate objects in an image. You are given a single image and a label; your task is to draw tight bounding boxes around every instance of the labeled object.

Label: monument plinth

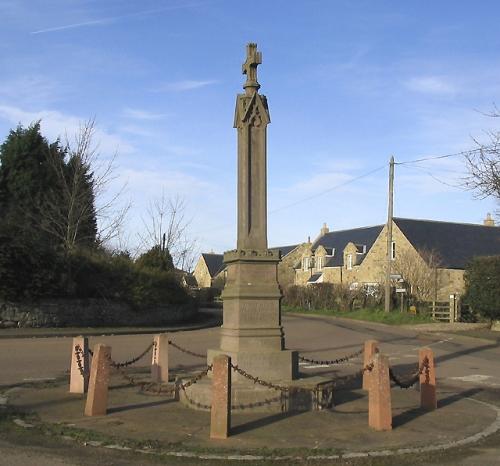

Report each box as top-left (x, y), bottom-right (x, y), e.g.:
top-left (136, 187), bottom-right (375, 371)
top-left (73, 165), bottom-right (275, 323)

top-left (206, 43), bottom-right (298, 382)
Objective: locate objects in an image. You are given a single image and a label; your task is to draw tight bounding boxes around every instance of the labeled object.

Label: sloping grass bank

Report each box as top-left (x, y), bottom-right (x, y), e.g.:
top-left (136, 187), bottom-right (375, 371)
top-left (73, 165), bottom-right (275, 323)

top-left (282, 306), bottom-right (435, 325)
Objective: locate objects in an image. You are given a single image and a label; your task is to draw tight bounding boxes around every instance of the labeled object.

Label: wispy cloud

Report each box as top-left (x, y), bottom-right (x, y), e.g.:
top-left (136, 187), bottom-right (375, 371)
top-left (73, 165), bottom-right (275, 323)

top-left (0, 104), bottom-right (134, 155)
top-left (31, 2), bottom-right (209, 34)
top-left (122, 107), bottom-right (168, 121)
top-left (31, 18), bottom-right (113, 35)
top-left (405, 76), bottom-right (456, 95)
top-left (154, 80), bottom-right (218, 92)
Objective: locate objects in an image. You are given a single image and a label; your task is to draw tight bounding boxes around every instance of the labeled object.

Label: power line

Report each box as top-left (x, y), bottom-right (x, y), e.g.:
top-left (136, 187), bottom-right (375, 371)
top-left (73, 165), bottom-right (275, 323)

top-left (399, 164), bottom-right (462, 189)
top-left (269, 165), bottom-right (387, 214)
top-left (395, 147), bottom-right (481, 165)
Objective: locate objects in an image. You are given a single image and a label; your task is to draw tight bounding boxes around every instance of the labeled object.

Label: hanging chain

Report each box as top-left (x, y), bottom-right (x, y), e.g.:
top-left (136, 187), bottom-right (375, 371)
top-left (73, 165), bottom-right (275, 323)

top-left (168, 340), bottom-right (206, 359)
top-left (74, 345), bottom-right (86, 376)
top-left (298, 347), bottom-right (364, 366)
top-left (388, 357), bottom-right (429, 389)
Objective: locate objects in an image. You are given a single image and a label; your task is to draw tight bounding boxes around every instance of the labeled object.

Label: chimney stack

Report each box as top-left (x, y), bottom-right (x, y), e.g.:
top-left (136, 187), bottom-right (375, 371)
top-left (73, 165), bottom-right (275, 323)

top-left (320, 222), bottom-right (330, 237)
top-left (483, 213), bottom-right (495, 227)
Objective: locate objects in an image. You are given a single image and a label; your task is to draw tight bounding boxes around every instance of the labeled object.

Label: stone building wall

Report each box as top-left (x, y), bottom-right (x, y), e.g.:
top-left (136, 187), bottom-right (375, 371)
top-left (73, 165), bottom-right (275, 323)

top-left (193, 257), bottom-right (213, 288)
top-left (278, 243), bottom-right (308, 289)
top-left (292, 222), bottom-right (468, 301)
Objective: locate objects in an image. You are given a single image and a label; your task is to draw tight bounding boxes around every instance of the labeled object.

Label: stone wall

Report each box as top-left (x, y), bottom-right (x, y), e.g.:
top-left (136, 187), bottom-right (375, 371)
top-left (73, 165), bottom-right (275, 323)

top-left (278, 243), bottom-right (308, 289)
top-left (0, 299), bottom-right (197, 328)
top-left (193, 257), bottom-right (212, 288)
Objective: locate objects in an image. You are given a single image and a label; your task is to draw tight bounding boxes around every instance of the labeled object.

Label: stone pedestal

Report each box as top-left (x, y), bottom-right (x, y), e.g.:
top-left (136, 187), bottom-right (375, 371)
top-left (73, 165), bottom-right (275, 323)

top-left (208, 249), bottom-right (298, 382)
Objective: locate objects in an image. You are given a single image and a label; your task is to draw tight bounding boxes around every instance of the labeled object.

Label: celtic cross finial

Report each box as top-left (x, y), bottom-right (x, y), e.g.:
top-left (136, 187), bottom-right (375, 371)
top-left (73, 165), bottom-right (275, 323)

top-left (242, 43), bottom-right (261, 92)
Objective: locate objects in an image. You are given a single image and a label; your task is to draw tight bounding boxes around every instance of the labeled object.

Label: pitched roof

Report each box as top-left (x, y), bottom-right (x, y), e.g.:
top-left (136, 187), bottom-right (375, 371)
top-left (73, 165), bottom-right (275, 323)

top-left (307, 272), bottom-right (323, 283)
top-left (270, 244), bottom-right (299, 258)
top-left (314, 225), bottom-right (384, 267)
top-left (394, 217), bottom-right (500, 269)
top-left (201, 253), bottom-right (224, 277)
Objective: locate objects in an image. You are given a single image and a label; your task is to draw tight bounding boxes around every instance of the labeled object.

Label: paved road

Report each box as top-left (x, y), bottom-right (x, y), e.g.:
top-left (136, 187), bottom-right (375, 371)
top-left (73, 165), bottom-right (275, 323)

top-left (1, 313), bottom-right (500, 465)
top-left (1, 313), bottom-right (499, 391)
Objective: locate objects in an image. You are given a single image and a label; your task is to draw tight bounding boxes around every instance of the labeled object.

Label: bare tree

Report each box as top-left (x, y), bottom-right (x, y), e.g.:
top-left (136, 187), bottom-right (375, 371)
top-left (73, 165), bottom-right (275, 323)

top-left (393, 248), bottom-right (442, 302)
top-left (465, 108), bottom-right (500, 218)
top-left (41, 119), bottom-right (129, 252)
top-left (138, 193), bottom-right (198, 272)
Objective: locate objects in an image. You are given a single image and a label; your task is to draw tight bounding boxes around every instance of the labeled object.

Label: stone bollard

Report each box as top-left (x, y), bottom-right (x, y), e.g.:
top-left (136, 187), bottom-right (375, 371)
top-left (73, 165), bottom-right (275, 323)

top-left (70, 336), bottom-right (89, 394)
top-left (368, 352), bottom-right (392, 431)
top-left (84, 344), bottom-right (111, 417)
top-left (419, 347), bottom-right (437, 410)
top-left (363, 339), bottom-right (379, 390)
top-left (210, 354), bottom-right (231, 439)
top-left (151, 334), bottom-right (169, 383)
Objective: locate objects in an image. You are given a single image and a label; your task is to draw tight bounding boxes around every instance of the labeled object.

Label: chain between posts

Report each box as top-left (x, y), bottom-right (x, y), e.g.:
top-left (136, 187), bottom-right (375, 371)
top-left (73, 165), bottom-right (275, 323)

top-left (298, 347), bottom-right (364, 366)
top-left (85, 343), bottom-right (154, 368)
top-left (168, 340), bottom-right (206, 358)
top-left (389, 357), bottom-right (429, 389)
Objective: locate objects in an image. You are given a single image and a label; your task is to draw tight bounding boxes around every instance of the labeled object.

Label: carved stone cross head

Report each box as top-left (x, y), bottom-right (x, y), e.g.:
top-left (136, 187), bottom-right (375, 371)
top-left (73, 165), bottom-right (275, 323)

top-left (242, 43), bottom-right (262, 91)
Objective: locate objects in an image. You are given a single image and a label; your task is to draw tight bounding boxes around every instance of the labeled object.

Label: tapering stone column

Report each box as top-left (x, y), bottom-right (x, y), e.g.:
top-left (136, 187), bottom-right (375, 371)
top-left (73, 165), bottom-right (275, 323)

top-left (207, 43), bottom-right (298, 382)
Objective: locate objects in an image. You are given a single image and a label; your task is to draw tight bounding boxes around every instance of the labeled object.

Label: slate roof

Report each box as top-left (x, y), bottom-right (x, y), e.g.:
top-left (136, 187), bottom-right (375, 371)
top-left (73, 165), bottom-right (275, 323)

top-left (200, 245), bottom-right (297, 276)
top-left (313, 225), bottom-right (384, 267)
top-left (394, 217), bottom-right (500, 269)
top-left (270, 244), bottom-right (299, 258)
top-left (307, 272), bottom-right (323, 283)
top-left (201, 253), bottom-right (224, 277)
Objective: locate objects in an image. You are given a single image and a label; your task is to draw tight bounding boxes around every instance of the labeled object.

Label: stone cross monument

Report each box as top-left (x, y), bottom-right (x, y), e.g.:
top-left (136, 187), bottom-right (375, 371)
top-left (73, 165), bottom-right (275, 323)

top-left (208, 43), bottom-right (298, 382)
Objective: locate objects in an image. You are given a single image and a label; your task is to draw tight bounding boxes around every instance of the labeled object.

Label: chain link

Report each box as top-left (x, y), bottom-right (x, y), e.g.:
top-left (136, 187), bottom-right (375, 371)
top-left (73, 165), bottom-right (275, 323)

top-left (168, 340), bottom-right (206, 359)
top-left (74, 345), bottom-right (86, 376)
top-left (388, 357), bottom-right (429, 389)
top-left (298, 347), bottom-right (364, 366)
top-left (85, 344), bottom-right (154, 368)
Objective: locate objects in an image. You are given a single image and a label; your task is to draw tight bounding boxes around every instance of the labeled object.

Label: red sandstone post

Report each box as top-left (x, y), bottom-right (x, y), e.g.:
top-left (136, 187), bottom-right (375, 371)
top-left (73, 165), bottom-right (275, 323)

top-left (70, 336), bottom-right (89, 394)
top-left (151, 334), bottom-right (169, 383)
top-left (210, 354), bottom-right (231, 439)
top-left (363, 340), bottom-right (379, 390)
top-left (368, 352), bottom-right (392, 431)
top-left (84, 344), bottom-right (111, 417)
top-left (419, 347), bottom-right (437, 410)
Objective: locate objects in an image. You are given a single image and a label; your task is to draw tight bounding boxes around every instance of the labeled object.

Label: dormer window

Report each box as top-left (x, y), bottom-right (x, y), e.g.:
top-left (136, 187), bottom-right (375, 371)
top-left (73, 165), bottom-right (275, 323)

top-left (317, 256), bottom-right (324, 271)
top-left (347, 254), bottom-right (353, 270)
top-left (302, 257), bottom-right (310, 271)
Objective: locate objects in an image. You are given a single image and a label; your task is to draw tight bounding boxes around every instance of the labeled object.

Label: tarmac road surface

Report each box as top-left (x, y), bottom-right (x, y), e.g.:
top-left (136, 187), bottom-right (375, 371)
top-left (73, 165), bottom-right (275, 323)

top-left (1, 312), bottom-right (500, 466)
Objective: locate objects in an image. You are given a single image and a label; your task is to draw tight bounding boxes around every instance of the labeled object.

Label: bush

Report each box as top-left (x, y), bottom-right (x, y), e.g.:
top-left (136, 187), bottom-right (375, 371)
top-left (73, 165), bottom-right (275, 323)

top-left (463, 256), bottom-right (500, 323)
top-left (0, 227), bottom-right (64, 300)
top-left (282, 283), bottom-right (378, 312)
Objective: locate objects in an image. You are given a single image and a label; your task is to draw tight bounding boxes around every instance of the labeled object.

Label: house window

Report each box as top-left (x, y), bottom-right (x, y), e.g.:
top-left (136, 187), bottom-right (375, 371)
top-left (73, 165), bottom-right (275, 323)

top-left (391, 241), bottom-right (396, 260)
top-left (317, 256), bottom-right (324, 271)
top-left (347, 254), bottom-right (353, 270)
top-left (302, 257), bottom-right (310, 271)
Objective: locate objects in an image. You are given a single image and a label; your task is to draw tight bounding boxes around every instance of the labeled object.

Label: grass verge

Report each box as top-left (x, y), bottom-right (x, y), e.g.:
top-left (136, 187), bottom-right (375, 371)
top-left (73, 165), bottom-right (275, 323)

top-left (282, 306), bottom-right (435, 325)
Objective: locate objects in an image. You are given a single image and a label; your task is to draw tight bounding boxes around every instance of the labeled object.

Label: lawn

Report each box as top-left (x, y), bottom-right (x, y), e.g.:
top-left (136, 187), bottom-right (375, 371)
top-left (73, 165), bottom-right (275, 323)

top-left (282, 306), bottom-right (435, 325)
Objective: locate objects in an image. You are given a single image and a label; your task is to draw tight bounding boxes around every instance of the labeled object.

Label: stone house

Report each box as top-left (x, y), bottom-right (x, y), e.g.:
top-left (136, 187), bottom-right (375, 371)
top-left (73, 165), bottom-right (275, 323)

top-left (192, 253), bottom-right (225, 288)
top-left (295, 216), bottom-right (500, 302)
top-left (193, 245), bottom-right (301, 290)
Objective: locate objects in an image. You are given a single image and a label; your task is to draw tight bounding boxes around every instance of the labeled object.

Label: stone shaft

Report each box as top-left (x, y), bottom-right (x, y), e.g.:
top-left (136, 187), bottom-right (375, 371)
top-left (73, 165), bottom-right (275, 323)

top-left (362, 339), bottom-right (379, 391)
top-left (419, 347), bottom-right (437, 410)
top-left (368, 353), bottom-right (392, 431)
top-left (70, 336), bottom-right (89, 394)
top-left (84, 344), bottom-right (111, 417)
top-left (210, 355), bottom-right (231, 439)
top-left (151, 334), bottom-right (169, 383)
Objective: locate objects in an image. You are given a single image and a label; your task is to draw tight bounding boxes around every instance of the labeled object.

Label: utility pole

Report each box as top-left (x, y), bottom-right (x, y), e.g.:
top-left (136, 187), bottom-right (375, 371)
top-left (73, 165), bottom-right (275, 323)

top-left (384, 156), bottom-right (395, 313)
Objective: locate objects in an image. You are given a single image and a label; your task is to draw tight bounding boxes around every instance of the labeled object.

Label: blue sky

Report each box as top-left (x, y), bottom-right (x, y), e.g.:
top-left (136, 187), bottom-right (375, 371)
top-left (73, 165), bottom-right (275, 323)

top-left (1, 0), bottom-right (499, 256)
